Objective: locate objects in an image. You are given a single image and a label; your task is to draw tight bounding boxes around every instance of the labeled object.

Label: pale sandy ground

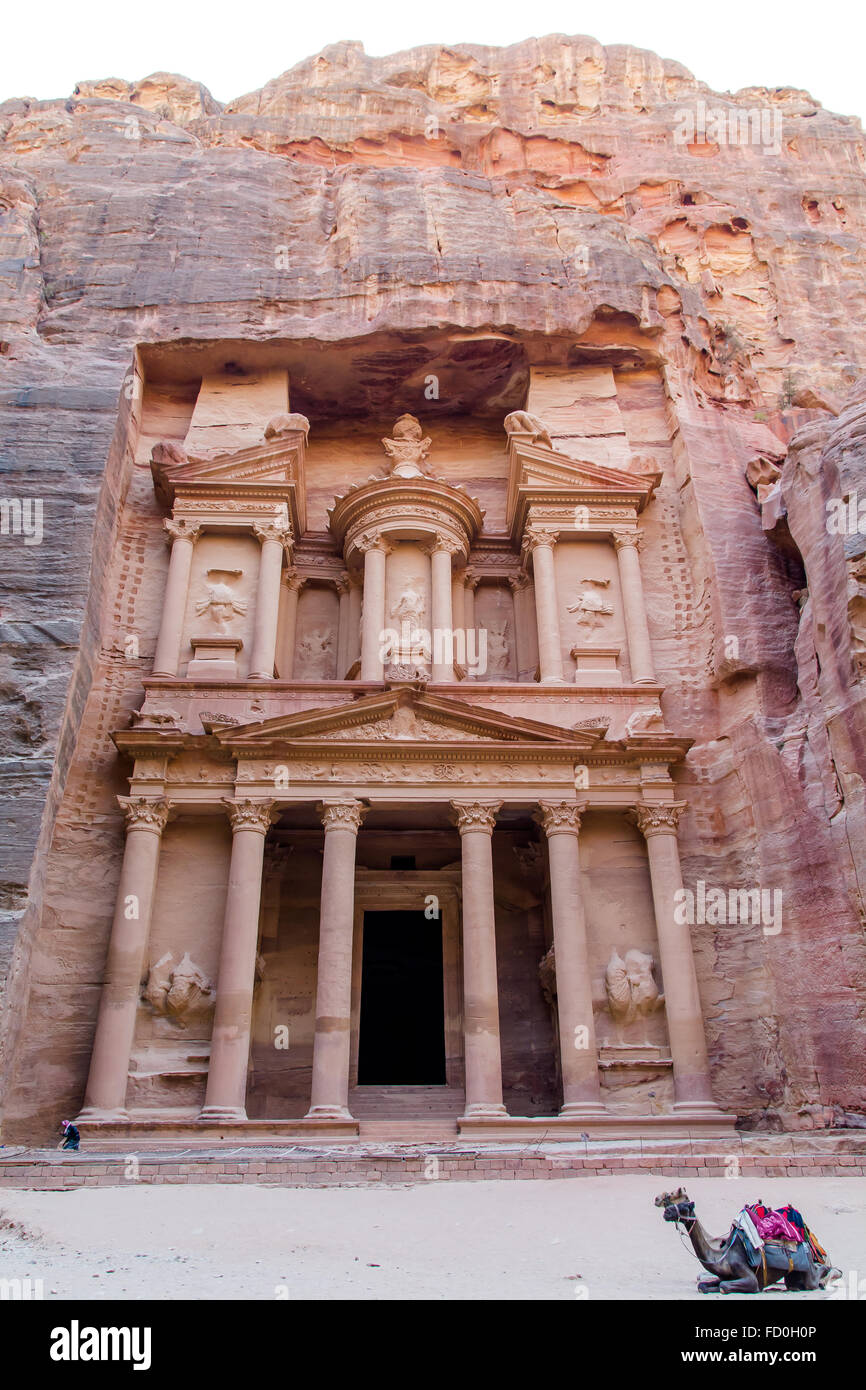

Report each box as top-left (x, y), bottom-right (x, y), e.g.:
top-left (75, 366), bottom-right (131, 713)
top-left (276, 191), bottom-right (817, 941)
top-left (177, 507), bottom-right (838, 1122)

top-left (0, 1177), bottom-right (863, 1301)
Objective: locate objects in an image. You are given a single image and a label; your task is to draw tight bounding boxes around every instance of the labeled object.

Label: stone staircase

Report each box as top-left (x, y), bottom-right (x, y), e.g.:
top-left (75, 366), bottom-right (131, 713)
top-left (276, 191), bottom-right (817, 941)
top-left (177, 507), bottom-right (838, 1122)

top-left (350, 1086), bottom-right (463, 1142)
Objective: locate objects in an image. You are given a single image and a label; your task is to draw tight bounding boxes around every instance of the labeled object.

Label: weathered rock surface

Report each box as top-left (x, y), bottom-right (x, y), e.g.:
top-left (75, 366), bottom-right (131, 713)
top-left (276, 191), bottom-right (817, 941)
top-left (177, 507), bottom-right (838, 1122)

top-left (1, 34), bottom-right (865, 1135)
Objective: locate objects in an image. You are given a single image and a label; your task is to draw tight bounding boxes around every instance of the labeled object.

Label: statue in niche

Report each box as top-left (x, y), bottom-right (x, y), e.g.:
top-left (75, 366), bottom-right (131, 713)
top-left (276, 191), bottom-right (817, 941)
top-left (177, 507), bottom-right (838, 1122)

top-left (195, 569), bottom-right (247, 633)
top-left (604, 948), bottom-right (664, 1031)
top-left (487, 618), bottom-right (512, 673)
top-left (298, 628), bottom-right (334, 677)
top-left (567, 577), bottom-right (614, 629)
top-left (142, 952), bottom-right (215, 1027)
top-left (384, 583), bottom-right (431, 677)
top-left (381, 414), bottom-right (432, 478)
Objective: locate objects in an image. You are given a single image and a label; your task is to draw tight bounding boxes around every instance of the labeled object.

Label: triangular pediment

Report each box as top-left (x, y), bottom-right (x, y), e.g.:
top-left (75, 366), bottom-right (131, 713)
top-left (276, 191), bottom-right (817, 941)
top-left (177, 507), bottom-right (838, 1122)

top-left (220, 687), bottom-right (598, 752)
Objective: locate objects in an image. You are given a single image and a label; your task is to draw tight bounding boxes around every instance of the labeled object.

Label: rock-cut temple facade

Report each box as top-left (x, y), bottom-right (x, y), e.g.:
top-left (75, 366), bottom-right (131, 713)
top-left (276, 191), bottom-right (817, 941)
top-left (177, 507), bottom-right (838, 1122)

top-left (1, 37), bottom-right (865, 1145)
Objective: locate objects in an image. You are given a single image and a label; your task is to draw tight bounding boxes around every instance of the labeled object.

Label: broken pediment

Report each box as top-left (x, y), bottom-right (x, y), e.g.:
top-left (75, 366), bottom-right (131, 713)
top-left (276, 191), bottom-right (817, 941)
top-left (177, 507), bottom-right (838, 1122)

top-left (151, 428), bottom-right (308, 535)
top-left (505, 432), bottom-right (659, 536)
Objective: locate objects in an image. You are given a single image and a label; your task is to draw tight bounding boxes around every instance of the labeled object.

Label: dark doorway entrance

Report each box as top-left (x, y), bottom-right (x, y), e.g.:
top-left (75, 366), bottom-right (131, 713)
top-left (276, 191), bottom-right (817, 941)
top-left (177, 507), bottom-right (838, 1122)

top-left (358, 910), bottom-right (446, 1084)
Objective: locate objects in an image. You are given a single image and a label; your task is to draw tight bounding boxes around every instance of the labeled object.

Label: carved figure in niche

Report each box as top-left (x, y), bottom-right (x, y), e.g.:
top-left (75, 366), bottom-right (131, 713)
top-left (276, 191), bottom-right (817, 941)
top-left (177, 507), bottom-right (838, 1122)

top-left (604, 948), bottom-right (664, 1030)
top-left (195, 569), bottom-right (247, 633)
top-left (298, 628), bottom-right (334, 677)
top-left (142, 952), bottom-right (215, 1026)
top-left (384, 582), bottom-right (431, 676)
top-left (504, 410), bottom-right (552, 448)
top-left (486, 618), bottom-right (512, 673)
top-left (381, 414), bottom-right (432, 478)
top-left (567, 578), bottom-right (614, 629)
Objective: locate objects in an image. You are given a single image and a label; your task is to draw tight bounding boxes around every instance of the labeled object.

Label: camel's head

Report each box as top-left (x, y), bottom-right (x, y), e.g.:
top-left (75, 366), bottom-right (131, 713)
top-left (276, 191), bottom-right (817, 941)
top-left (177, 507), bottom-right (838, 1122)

top-left (654, 1187), bottom-right (695, 1224)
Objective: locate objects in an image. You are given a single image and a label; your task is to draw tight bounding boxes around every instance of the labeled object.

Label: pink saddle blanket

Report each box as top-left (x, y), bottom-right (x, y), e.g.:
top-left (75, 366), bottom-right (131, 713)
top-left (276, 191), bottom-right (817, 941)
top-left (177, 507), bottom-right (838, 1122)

top-left (747, 1206), bottom-right (802, 1242)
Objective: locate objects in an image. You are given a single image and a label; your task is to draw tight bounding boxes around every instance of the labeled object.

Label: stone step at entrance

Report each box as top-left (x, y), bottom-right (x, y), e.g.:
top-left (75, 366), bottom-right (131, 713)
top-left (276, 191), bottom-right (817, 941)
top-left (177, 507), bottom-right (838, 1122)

top-left (358, 1120), bottom-right (460, 1142)
top-left (349, 1086), bottom-right (464, 1119)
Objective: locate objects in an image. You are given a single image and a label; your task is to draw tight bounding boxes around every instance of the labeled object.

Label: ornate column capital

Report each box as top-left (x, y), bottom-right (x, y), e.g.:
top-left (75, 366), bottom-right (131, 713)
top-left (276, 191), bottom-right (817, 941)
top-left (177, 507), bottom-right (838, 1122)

top-left (223, 798), bottom-right (278, 835)
top-left (318, 799), bottom-right (366, 834)
top-left (464, 568), bottom-right (481, 592)
top-left (164, 518), bottom-right (202, 545)
top-left (522, 523), bottom-right (559, 555)
top-left (253, 518), bottom-right (293, 550)
top-left (507, 573), bottom-right (531, 592)
top-left (612, 528), bottom-right (642, 553)
top-left (632, 801), bottom-right (687, 838)
top-left (426, 534), bottom-right (462, 558)
top-left (334, 571), bottom-right (351, 596)
top-left (118, 795), bottom-right (171, 833)
top-left (451, 800), bottom-right (502, 836)
top-left (357, 530), bottom-right (394, 556)
top-left (281, 570), bottom-right (306, 593)
top-left (535, 800), bottom-right (584, 837)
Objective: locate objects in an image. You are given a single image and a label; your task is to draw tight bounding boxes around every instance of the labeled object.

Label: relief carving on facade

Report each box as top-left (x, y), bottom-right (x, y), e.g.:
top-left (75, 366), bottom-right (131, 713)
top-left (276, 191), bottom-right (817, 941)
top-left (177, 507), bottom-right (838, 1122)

top-left (297, 628), bottom-right (335, 678)
top-left (195, 569), bottom-right (247, 632)
top-left (567, 577), bottom-right (615, 629)
top-left (142, 951), bottom-right (216, 1026)
top-left (604, 948), bottom-right (665, 1029)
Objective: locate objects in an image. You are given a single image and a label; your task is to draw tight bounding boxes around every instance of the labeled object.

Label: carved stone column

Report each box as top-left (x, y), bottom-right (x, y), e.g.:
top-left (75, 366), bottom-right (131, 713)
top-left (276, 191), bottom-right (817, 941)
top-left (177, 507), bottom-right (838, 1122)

top-left (613, 530), bottom-right (656, 684)
top-left (508, 573), bottom-right (532, 682)
top-left (152, 519), bottom-right (201, 678)
top-left (250, 519), bottom-right (291, 679)
top-left (633, 802), bottom-right (716, 1111)
top-left (524, 526), bottom-right (567, 685)
top-left (463, 570), bottom-right (479, 634)
top-left (335, 572), bottom-right (351, 680)
top-left (78, 797), bottom-right (171, 1120)
top-left (451, 569), bottom-right (466, 635)
top-left (429, 537), bottom-right (458, 682)
top-left (306, 800), bottom-right (366, 1119)
top-left (359, 533), bottom-right (390, 682)
top-left (536, 802), bottom-right (605, 1115)
top-left (201, 799), bottom-right (276, 1121)
top-left (347, 573), bottom-right (363, 672)
top-left (452, 801), bottom-right (507, 1119)
top-left (278, 571), bottom-right (304, 680)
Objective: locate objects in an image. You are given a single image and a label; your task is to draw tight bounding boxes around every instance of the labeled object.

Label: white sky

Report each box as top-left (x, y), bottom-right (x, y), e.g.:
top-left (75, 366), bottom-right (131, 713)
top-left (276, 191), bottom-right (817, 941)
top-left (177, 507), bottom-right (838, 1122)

top-left (4, 0), bottom-right (865, 122)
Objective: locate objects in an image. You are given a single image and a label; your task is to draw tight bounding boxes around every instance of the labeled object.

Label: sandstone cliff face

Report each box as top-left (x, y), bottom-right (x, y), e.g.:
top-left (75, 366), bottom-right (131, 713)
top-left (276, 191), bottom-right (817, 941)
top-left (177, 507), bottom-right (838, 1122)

top-left (1, 35), bottom-right (865, 1134)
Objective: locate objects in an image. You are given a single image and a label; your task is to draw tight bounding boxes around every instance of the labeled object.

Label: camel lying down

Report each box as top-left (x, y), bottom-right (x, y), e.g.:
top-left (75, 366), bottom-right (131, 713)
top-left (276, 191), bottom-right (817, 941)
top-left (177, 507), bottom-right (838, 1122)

top-left (655, 1188), bottom-right (839, 1294)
